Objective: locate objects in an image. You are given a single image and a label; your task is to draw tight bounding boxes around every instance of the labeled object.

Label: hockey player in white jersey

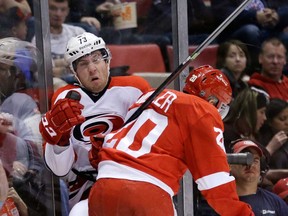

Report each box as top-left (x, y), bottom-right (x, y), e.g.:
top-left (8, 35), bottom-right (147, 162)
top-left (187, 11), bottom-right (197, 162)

top-left (39, 32), bottom-right (151, 212)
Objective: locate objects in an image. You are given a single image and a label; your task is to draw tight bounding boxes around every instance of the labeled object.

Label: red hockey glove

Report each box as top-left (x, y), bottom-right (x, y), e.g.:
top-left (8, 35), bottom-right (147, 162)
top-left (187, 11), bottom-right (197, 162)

top-left (39, 98), bottom-right (85, 146)
top-left (89, 135), bottom-right (105, 169)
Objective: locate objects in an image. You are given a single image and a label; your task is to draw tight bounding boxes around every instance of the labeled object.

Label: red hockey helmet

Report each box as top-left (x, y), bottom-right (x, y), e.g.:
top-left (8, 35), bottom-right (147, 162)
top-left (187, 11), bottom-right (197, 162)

top-left (183, 65), bottom-right (232, 119)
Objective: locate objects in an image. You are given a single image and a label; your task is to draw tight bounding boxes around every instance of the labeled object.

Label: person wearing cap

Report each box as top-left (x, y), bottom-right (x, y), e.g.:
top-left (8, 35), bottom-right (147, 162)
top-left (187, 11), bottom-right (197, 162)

top-left (230, 139), bottom-right (288, 215)
top-left (273, 178), bottom-right (288, 204)
top-left (39, 32), bottom-right (151, 214)
top-left (223, 87), bottom-right (269, 153)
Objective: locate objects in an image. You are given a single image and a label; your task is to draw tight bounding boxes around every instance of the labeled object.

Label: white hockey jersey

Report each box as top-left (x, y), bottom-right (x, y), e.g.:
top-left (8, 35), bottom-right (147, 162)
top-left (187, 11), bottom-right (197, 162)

top-left (44, 75), bottom-right (150, 208)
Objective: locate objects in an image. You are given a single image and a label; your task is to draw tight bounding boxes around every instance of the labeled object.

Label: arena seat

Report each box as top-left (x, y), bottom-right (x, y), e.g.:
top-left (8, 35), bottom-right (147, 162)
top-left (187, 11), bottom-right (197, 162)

top-left (166, 44), bottom-right (219, 71)
top-left (107, 44), bottom-right (167, 74)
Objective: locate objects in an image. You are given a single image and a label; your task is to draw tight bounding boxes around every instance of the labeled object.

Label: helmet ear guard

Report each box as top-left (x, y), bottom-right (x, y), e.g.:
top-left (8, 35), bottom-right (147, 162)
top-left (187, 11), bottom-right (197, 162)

top-left (183, 65), bottom-right (232, 119)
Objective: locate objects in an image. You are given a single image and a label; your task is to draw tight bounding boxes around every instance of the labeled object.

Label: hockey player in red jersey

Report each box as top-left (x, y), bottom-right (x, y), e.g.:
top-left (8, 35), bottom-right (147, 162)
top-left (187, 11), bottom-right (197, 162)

top-left (88, 65), bottom-right (254, 215)
top-left (38, 32), bottom-right (151, 212)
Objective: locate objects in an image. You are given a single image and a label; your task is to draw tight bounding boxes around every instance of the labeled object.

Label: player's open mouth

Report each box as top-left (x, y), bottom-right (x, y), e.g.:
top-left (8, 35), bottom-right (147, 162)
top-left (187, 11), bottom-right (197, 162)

top-left (92, 77), bottom-right (99, 81)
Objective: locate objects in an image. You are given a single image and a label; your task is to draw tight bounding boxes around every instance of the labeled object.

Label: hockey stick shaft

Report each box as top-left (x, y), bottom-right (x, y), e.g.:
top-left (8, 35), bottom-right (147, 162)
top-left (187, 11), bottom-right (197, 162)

top-left (125, 0), bottom-right (252, 125)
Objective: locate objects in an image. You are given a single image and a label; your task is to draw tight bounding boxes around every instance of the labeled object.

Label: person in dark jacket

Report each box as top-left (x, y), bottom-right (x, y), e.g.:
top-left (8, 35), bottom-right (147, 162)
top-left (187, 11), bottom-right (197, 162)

top-left (211, 0), bottom-right (288, 73)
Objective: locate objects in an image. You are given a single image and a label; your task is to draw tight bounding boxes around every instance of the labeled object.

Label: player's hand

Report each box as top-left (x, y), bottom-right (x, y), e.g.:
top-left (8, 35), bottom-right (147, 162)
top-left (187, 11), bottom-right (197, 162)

top-left (39, 98), bottom-right (85, 145)
top-left (0, 112), bottom-right (14, 134)
top-left (80, 16), bottom-right (101, 30)
top-left (266, 130), bottom-right (288, 155)
top-left (89, 135), bottom-right (105, 169)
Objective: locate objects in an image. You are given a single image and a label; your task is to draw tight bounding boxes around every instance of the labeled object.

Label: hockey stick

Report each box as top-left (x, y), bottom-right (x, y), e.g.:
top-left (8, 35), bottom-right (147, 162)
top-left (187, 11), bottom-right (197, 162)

top-left (125, 0), bottom-right (252, 125)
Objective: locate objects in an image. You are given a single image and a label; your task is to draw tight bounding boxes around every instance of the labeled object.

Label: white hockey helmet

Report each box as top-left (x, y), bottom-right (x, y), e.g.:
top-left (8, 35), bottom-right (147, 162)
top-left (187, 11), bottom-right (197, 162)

top-left (0, 37), bottom-right (41, 101)
top-left (0, 37), bottom-right (41, 72)
top-left (64, 32), bottom-right (111, 73)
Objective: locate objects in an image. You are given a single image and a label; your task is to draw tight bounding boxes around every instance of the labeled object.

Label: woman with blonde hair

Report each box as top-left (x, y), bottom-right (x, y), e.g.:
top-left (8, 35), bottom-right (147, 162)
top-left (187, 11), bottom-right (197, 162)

top-left (223, 87), bottom-right (269, 152)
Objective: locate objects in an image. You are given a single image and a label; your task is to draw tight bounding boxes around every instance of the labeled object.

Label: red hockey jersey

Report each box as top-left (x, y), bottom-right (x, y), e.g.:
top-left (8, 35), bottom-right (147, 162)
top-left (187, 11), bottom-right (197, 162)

top-left (96, 89), bottom-right (253, 215)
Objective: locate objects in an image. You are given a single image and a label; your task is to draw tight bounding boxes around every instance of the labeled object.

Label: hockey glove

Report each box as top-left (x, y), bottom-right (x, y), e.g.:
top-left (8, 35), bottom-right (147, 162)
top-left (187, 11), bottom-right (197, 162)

top-left (39, 98), bottom-right (85, 146)
top-left (89, 135), bottom-right (105, 169)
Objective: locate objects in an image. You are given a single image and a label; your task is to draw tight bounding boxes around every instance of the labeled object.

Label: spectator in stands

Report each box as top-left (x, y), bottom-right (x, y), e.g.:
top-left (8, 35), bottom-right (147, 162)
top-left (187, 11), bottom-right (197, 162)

top-left (0, 37), bottom-right (49, 215)
top-left (134, 0), bottom-right (217, 70)
top-left (273, 178), bottom-right (288, 204)
top-left (31, 0), bottom-right (86, 81)
top-left (0, 0), bottom-right (32, 41)
top-left (62, 0), bottom-right (172, 71)
top-left (61, 0), bottom-right (122, 44)
top-left (216, 39), bottom-right (250, 98)
top-left (0, 159), bottom-right (29, 215)
top-left (248, 37), bottom-right (288, 101)
top-left (0, 111), bottom-right (48, 215)
top-left (211, 0), bottom-right (288, 73)
top-left (258, 98), bottom-right (288, 168)
top-left (226, 90), bottom-right (288, 188)
top-left (0, 108), bottom-right (45, 215)
top-left (71, 0), bottom-right (155, 37)
top-left (1, 93), bottom-right (43, 153)
top-left (0, 37), bottom-right (41, 104)
top-left (265, 0), bottom-right (288, 47)
top-left (81, 0), bottom-right (172, 69)
top-left (230, 139), bottom-right (288, 214)
top-left (223, 87), bottom-right (269, 152)
top-left (64, 0), bottom-right (101, 35)
top-left (0, 92), bottom-right (44, 210)
top-left (143, 0), bottom-right (216, 45)
top-left (0, 6), bottom-right (29, 40)
top-left (0, 0), bottom-right (31, 17)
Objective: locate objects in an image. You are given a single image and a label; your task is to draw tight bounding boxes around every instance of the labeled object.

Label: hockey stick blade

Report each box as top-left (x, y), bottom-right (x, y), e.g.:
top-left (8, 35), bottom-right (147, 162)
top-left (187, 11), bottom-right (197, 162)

top-left (125, 0), bottom-right (252, 125)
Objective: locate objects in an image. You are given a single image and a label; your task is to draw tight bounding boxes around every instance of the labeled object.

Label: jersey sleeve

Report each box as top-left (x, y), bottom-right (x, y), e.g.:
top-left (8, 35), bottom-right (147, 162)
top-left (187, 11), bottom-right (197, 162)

top-left (183, 108), bottom-right (253, 215)
top-left (42, 85), bottom-right (79, 176)
top-left (44, 143), bottom-right (75, 176)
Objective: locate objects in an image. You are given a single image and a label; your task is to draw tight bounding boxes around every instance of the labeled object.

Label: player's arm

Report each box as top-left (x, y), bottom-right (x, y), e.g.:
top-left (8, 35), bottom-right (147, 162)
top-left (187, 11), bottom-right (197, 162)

top-left (185, 111), bottom-right (254, 216)
top-left (39, 91), bottom-right (85, 175)
top-left (44, 143), bottom-right (76, 176)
